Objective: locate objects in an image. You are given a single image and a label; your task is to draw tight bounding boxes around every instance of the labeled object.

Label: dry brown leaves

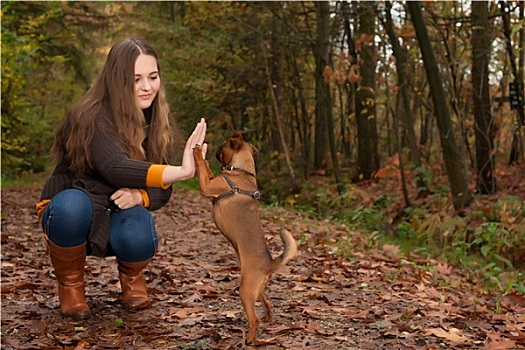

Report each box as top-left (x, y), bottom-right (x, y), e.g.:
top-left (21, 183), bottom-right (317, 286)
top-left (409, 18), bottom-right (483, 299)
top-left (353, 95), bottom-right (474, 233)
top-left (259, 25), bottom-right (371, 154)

top-left (1, 185), bottom-right (524, 349)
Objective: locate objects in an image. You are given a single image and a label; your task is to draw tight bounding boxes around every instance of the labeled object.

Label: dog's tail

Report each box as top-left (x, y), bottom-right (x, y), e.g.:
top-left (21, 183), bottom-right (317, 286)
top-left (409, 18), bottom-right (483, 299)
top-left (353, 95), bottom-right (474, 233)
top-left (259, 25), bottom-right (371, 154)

top-left (272, 229), bottom-right (298, 272)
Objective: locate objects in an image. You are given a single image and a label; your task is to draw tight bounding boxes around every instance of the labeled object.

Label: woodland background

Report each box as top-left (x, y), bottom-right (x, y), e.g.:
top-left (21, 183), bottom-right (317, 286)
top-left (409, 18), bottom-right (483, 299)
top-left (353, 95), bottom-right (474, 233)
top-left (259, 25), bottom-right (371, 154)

top-left (1, 1), bottom-right (525, 293)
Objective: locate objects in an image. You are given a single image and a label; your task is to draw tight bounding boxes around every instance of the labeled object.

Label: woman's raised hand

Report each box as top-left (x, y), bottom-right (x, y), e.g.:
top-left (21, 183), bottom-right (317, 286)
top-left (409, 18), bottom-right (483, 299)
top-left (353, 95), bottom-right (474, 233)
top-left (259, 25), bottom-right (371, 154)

top-left (187, 118), bottom-right (207, 150)
top-left (184, 117), bottom-right (207, 163)
top-left (162, 118), bottom-right (207, 184)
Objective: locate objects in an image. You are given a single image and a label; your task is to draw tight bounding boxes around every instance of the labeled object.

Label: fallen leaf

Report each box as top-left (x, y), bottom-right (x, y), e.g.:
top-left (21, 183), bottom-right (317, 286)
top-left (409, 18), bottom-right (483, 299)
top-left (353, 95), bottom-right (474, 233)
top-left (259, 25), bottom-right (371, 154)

top-left (486, 332), bottom-right (518, 350)
top-left (501, 292), bottom-right (525, 312)
top-left (423, 327), bottom-right (471, 344)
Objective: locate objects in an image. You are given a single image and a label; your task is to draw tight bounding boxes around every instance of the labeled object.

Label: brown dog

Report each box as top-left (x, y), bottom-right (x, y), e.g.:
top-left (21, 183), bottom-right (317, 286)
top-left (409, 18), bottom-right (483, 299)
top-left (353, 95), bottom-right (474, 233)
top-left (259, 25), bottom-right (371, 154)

top-left (193, 131), bottom-right (297, 344)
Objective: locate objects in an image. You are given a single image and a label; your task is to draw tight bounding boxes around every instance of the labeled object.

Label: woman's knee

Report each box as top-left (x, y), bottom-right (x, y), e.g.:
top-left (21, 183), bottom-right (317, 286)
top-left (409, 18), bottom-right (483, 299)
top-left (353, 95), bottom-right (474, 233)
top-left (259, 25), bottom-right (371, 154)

top-left (110, 207), bottom-right (157, 262)
top-left (43, 189), bottom-right (93, 246)
top-left (51, 190), bottom-right (93, 217)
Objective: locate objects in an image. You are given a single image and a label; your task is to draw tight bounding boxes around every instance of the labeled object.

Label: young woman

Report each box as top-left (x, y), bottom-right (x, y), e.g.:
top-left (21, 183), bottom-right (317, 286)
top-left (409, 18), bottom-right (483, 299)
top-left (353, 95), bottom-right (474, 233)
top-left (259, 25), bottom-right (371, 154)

top-left (36, 37), bottom-right (207, 319)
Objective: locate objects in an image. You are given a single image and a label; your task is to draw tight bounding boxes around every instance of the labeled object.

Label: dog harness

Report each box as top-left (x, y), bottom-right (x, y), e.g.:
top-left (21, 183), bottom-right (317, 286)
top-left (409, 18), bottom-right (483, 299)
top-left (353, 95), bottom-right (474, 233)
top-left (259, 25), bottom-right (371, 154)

top-left (212, 173), bottom-right (261, 204)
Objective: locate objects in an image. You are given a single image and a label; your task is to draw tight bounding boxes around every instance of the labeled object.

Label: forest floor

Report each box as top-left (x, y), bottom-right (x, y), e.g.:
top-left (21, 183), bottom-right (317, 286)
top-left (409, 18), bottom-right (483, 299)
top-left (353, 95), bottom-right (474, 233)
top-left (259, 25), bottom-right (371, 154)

top-left (1, 183), bottom-right (525, 350)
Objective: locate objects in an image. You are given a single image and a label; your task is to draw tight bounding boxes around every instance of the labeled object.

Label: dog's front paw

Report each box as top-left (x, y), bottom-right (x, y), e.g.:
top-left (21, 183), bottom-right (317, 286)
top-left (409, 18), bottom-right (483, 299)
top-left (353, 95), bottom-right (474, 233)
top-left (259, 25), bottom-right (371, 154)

top-left (193, 145), bottom-right (202, 158)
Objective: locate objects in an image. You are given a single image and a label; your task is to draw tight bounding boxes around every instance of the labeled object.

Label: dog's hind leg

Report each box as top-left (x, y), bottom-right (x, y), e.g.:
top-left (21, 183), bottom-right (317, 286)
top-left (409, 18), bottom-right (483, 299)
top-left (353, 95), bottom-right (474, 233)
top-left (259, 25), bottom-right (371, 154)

top-left (258, 276), bottom-right (272, 322)
top-left (259, 290), bottom-right (272, 322)
top-left (239, 272), bottom-right (264, 343)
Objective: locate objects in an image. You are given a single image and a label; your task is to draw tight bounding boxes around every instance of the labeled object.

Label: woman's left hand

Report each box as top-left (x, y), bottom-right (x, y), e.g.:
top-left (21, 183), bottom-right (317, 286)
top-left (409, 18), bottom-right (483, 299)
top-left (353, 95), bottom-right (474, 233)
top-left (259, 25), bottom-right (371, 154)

top-left (110, 188), bottom-right (143, 210)
top-left (187, 118), bottom-right (207, 150)
top-left (181, 118), bottom-right (207, 176)
top-left (162, 118), bottom-right (207, 184)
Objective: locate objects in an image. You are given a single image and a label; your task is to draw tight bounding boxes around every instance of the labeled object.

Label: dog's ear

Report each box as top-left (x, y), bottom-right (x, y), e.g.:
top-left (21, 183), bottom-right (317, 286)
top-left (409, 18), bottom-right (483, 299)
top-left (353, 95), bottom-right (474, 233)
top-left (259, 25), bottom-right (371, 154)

top-left (229, 131), bottom-right (244, 150)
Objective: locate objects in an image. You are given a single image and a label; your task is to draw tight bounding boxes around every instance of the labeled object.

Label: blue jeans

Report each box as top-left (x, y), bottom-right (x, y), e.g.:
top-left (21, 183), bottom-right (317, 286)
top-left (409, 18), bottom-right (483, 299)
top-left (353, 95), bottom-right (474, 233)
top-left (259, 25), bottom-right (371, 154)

top-left (41, 189), bottom-right (158, 262)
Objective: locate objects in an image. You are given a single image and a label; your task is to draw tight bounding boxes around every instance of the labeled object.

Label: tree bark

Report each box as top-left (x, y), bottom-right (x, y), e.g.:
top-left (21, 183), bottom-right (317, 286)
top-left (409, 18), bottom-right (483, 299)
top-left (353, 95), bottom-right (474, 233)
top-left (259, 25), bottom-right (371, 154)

top-left (355, 1), bottom-right (379, 181)
top-left (313, 1), bottom-right (344, 190)
top-left (313, 1), bottom-right (331, 172)
top-left (500, 1), bottom-right (525, 165)
top-left (382, 1), bottom-right (428, 196)
top-left (341, 1), bottom-right (357, 166)
top-left (261, 38), bottom-right (300, 194)
top-left (472, 1), bottom-right (497, 194)
top-left (286, 48), bottom-right (310, 179)
top-left (407, 1), bottom-right (473, 211)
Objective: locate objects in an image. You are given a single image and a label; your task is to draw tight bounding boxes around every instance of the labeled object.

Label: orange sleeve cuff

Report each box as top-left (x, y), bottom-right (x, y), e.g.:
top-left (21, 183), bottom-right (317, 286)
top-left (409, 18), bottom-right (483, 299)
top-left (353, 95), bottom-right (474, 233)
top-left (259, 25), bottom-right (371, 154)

top-left (138, 189), bottom-right (150, 208)
top-left (36, 199), bottom-right (51, 224)
top-left (146, 164), bottom-right (170, 189)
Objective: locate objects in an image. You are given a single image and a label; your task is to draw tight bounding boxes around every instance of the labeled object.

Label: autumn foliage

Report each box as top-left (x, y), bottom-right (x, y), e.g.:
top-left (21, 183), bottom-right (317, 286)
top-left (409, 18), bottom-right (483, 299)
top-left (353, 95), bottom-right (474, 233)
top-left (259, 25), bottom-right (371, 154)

top-left (1, 185), bottom-right (524, 349)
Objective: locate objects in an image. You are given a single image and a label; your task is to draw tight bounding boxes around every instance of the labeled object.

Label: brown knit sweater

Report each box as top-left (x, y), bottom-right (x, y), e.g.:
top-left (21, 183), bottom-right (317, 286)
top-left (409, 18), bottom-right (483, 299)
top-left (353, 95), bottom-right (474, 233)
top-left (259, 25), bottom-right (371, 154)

top-left (37, 114), bottom-right (172, 257)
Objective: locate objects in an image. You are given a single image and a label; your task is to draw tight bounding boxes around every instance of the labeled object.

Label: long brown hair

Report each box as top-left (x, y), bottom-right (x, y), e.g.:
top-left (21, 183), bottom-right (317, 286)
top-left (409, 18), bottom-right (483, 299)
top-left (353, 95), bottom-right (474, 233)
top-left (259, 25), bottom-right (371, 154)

top-left (52, 37), bottom-right (174, 176)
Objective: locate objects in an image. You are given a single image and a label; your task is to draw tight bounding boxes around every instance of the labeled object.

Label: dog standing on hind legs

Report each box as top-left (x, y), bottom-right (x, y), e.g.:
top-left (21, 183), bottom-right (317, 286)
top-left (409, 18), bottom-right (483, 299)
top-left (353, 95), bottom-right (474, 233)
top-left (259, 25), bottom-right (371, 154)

top-left (193, 131), bottom-right (297, 344)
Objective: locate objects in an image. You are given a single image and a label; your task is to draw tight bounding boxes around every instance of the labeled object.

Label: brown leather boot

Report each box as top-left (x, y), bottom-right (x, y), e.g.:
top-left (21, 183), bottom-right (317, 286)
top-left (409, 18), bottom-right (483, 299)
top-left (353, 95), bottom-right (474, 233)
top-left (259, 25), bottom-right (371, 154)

top-left (48, 240), bottom-right (90, 319)
top-left (117, 259), bottom-right (153, 309)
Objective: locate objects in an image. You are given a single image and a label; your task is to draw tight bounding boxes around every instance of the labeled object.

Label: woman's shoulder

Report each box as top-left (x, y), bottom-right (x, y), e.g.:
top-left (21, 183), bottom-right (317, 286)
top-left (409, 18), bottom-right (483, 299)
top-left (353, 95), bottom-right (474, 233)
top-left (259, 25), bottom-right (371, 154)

top-left (94, 106), bottom-right (117, 133)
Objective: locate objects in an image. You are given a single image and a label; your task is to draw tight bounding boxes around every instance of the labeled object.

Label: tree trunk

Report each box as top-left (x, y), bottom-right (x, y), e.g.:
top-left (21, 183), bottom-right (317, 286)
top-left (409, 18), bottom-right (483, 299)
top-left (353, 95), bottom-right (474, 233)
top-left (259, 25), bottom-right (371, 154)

top-left (314, 1), bottom-right (344, 190)
top-left (407, 1), bottom-right (474, 211)
top-left (393, 79), bottom-right (411, 207)
top-left (286, 48), bottom-right (310, 179)
top-left (433, 4), bottom-right (475, 174)
top-left (313, 2), bottom-right (331, 172)
top-left (472, 1), bottom-right (497, 194)
top-left (382, 1), bottom-right (428, 196)
top-left (500, 1), bottom-right (525, 165)
top-left (261, 20), bottom-right (300, 194)
top-left (518, 0), bottom-right (525, 165)
top-left (341, 1), bottom-right (356, 167)
top-left (355, 1), bottom-right (379, 181)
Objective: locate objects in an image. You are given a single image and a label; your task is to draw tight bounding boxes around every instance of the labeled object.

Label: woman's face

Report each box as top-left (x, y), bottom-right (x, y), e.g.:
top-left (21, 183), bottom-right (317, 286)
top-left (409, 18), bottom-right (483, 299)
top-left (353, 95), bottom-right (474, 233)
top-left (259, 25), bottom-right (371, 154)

top-left (134, 54), bottom-right (160, 110)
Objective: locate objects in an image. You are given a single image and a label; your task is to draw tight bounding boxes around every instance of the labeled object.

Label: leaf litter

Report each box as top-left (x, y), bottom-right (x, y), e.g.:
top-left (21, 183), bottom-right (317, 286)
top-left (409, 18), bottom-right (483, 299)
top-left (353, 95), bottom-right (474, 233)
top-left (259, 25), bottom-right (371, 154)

top-left (1, 185), bottom-right (524, 349)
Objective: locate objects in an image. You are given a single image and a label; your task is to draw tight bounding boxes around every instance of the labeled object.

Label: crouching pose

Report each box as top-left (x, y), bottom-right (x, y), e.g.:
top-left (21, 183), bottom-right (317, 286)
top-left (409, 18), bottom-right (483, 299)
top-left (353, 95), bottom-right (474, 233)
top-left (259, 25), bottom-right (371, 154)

top-left (36, 37), bottom-right (207, 318)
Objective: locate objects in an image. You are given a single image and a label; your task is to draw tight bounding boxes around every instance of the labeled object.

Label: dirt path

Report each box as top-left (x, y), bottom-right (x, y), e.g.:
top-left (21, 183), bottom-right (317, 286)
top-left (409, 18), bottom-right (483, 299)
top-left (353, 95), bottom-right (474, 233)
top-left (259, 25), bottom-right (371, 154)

top-left (1, 186), bottom-right (524, 349)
